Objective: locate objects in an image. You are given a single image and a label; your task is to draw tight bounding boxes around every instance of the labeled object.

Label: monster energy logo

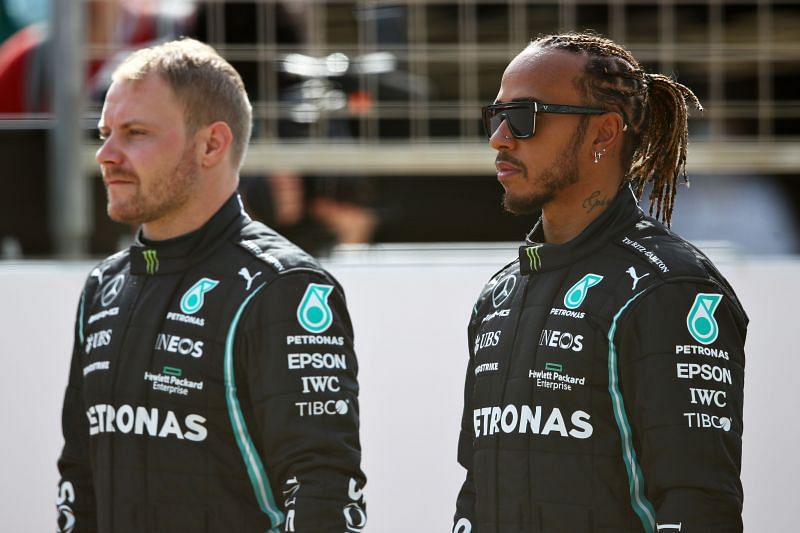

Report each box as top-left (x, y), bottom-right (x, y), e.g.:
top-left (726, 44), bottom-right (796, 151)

top-left (526, 245), bottom-right (543, 272)
top-left (143, 249), bottom-right (159, 274)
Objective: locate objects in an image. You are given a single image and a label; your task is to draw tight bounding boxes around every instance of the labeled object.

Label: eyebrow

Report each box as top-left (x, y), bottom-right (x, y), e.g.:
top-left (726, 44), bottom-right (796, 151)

top-left (97, 120), bottom-right (150, 131)
top-left (492, 97), bottom-right (541, 105)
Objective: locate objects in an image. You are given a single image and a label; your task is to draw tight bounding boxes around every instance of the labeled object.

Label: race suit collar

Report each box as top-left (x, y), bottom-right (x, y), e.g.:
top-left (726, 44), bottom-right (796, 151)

top-left (519, 185), bottom-right (643, 274)
top-left (129, 193), bottom-right (250, 275)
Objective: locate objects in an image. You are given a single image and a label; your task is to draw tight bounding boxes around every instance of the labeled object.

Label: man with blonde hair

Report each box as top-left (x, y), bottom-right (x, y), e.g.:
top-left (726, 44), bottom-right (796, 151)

top-left (57, 39), bottom-right (366, 532)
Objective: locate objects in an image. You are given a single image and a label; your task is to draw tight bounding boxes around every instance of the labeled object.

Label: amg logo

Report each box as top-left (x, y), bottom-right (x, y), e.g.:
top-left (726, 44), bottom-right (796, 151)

top-left (154, 334), bottom-right (204, 358)
top-left (86, 404), bottom-right (207, 441)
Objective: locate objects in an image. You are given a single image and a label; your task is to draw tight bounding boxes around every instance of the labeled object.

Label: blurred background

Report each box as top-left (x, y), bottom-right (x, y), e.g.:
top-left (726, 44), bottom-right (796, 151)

top-left (1, 0), bottom-right (799, 258)
top-left (2, 1), bottom-right (799, 531)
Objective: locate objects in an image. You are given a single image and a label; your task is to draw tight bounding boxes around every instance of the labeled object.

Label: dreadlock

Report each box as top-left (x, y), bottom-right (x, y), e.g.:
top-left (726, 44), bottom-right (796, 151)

top-left (530, 32), bottom-right (702, 226)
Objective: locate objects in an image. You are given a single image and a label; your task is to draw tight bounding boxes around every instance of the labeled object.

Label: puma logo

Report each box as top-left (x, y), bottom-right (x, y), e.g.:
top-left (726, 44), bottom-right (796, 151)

top-left (626, 266), bottom-right (650, 290)
top-left (238, 267), bottom-right (262, 291)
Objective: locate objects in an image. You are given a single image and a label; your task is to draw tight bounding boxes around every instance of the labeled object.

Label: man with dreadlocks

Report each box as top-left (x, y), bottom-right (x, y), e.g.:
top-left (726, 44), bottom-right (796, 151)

top-left (453, 32), bottom-right (746, 533)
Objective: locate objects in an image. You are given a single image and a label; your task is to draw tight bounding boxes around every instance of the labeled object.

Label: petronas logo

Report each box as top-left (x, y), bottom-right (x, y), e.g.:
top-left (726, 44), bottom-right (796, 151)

top-left (564, 273), bottom-right (604, 309)
top-left (180, 278), bottom-right (219, 315)
top-left (297, 283), bottom-right (334, 333)
top-left (526, 245), bottom-right (543, 272)
top-left (687, 293), bottom-right (722, 345)
top-left (143, 249), bottom-right (159, 274)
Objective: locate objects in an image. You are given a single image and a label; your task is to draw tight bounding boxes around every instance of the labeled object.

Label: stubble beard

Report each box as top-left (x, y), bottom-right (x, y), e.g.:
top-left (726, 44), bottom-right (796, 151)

top-left (106, 142), bottom-right (200, 226)
top-left (501, 122), bottom-right (586, 215)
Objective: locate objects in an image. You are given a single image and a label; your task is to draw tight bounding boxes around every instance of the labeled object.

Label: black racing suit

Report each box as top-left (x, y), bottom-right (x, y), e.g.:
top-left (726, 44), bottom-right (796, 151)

top-left (57, 194), bottom-right (366, 533)
top-left (453, 187), bottom-right (747, 533)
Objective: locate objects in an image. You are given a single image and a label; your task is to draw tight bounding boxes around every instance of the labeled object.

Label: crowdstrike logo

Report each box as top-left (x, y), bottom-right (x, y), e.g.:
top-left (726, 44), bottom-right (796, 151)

top-left (473, 404), bottom-right (593, 439)
top-left (563, 273), bottom-right (603, 309)
top-left (86, 404), bottom-right (207, 441)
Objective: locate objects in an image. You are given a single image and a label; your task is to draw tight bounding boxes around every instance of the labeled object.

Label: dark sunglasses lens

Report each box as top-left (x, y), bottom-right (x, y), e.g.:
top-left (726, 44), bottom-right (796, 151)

top-left (484, 106), bottom-right (533, 138)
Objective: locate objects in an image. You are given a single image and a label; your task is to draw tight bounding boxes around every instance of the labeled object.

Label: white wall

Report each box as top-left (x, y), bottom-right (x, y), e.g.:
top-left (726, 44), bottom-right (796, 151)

top-left (0, 253), bottom-right (794, 531)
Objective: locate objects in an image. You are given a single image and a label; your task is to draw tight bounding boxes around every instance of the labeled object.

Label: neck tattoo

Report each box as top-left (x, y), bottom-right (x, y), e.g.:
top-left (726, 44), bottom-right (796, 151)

top-left (582, 190), bottom-right (612, 214)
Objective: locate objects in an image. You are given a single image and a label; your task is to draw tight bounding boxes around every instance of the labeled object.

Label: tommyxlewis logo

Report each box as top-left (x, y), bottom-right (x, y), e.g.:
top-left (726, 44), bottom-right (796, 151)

top-left (563, 273), bottom-right (603, 309)
top-left (180, 278), bottom-right (219, 315)
top-left (686, 293), bottom-right (722, 345)
top-left (297, 284), bottom-right (334, 333)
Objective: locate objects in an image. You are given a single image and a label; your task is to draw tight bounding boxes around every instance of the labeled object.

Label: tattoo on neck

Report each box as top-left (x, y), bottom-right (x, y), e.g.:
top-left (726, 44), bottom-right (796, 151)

top-left (582, 190), bottom-right (611, 214)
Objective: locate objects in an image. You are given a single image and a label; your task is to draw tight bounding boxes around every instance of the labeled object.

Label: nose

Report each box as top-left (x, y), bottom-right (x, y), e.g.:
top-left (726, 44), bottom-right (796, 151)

top-left (95, 135), bottom-right (121, 167)
top-left (488, 117), bottom-right (514, 151)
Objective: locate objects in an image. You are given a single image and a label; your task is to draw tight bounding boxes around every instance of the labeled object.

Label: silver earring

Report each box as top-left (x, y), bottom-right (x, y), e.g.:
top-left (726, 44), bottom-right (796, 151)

top-left (593, 151), bottom-right (602, 164)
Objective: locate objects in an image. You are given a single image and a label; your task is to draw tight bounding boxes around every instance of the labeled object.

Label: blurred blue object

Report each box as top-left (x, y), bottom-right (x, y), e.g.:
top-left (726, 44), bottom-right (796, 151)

top-left (5, 0), bottom-right (49, 27)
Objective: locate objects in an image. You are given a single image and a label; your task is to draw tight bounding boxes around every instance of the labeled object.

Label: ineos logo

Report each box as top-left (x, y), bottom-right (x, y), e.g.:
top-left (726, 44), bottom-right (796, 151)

top-left (492, 275), bottom-right (516, 308)
top-left (101, 273), bottom-right (125, 307)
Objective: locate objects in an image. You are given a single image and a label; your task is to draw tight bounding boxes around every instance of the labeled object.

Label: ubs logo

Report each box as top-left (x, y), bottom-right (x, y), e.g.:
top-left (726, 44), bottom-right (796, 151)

top-left (492, 275), bottom-right (517, 308)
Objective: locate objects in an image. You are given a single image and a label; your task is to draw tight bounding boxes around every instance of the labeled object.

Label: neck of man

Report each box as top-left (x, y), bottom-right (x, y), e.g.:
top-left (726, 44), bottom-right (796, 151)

top-left (540, 171), bottom-right (624, 245)
top-left (141, 172), bottom-right (239, 241)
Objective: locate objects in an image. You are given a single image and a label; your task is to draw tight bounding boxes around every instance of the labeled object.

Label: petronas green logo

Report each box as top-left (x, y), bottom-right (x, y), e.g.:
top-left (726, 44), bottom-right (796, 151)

top-left (143, 249), bottom-right (159, 274)
top-left (687, 293), bottom-right (722, 345)
top-left (564, 273), bottom-right (604, 309)
top-left (526, 245), bottom-right (543, 272)
top-left (180, 278), bottom-right (219, 315)
top-left (297, 283), bottom-right (334, 333)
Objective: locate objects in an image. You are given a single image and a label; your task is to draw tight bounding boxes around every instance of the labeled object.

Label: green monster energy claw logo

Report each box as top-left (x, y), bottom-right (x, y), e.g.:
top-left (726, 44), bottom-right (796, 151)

top-left (180, 278), bottom-right (219, 315)
top-left (564, 273), bottom-right (604, 309)
top-left (526, 245), bottom-right (543, 272)
top-left (297, 283), bottom-right (334, 333)
top-left (687, 293), bottom-right (723, 345)
top-left (143, 249), bottom-right (159, 274)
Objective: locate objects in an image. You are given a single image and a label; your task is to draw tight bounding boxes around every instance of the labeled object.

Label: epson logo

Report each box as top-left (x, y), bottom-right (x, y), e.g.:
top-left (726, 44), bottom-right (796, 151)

top-left (474, 331), bottom-right (501, 353)
top-left (676, 363), bottom-right (733, 384)
top-left (86, 404), bottom-right (207, 441)
top-left (301, 375), bottom-right (341, 394)
top-left (155, 334), bottom-right (204, 358)
top-left (473, 404), bottom-right (593, 439)
top-left (85, 330), bottom-right (112, 354)
top-left (288, 353), bottom-right (347, 370)
top-left (539, 329), bottom-right (584, 352)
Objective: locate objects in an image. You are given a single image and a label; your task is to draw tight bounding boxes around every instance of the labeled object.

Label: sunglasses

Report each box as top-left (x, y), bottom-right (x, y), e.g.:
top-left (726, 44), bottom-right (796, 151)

top-left (481, 100), bottom-right (608, 139)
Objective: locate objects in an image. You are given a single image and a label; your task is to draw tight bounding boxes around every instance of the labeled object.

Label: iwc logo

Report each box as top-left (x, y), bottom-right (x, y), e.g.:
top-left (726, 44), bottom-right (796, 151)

top-left (686, 293), bottom-right (722, 345)
top-left (297, 284), bottom-right (334, 333)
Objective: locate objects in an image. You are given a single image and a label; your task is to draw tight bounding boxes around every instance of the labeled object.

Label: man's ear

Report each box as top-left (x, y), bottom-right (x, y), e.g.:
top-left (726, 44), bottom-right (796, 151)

top-left (591, 112), bottom-right (625, 154)
top-left (197, 121), bottom-right (233, 168)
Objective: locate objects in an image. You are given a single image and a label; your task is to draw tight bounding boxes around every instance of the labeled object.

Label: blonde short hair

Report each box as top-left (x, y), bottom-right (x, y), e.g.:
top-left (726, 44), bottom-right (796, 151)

top-left (113, 38), bottom-right (253, 169)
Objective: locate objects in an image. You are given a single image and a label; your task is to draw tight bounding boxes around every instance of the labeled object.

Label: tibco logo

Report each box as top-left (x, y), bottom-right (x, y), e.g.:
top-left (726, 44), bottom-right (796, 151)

top-left (473, 404), bottom-right (593, 439)
top-left (295, 400), bottom-right (349, 416)
top-left (684, 412), bottom-right (732, 432)
top-left (154, 333), bottom-right (204, 358)
top-left (86, 404), bottom-right (207, 441)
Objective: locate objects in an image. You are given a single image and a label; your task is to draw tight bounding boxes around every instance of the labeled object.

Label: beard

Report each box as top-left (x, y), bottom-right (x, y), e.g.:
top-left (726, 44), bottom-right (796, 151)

top-left (501, 118), bottom-right (587, 215)
top-left (106, 142), bottom-right (200, 226)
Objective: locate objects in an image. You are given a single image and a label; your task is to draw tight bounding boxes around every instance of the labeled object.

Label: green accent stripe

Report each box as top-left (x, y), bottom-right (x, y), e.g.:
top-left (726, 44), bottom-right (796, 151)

top-left (607, 290), bottom-right (656, 533)
top-left (526, 246), bottom-right (541, 271)
top-left (224, 281), bottom-right (284, 528)
top-left (78, 291), bottom-right (86, 345)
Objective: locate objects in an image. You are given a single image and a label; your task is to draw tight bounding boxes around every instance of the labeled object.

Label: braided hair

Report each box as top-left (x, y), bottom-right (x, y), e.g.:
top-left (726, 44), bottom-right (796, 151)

top-left (530, 32), bottom-right (702, 226)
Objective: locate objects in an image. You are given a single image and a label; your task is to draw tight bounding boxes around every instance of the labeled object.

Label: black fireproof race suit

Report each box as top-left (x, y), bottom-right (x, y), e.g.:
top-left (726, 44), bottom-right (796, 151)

top-left (57, 194), bottom-right (366, 533)
top-left (453, 187), bottom-right (747, 533)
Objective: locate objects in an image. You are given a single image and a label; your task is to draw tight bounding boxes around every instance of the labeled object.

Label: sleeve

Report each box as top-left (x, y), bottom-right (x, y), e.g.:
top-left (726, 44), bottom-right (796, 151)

top-left (237, 270), bottom-right (366, 533)
top-left (453, 305), bottom-right (480, 533)
top-left (56, 289), bottom-right (98, 532)
top-left (617, 281), bottom-right (746, 532)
